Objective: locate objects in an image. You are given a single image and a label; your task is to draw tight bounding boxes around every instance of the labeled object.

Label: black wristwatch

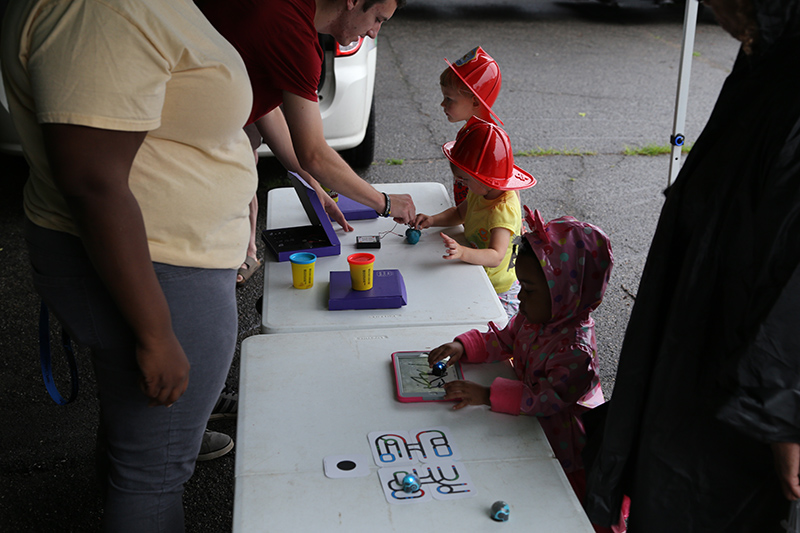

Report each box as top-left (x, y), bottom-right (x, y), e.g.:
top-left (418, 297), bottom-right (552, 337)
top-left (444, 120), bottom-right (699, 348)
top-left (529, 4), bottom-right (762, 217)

top-left (378, 192), bottom-right (391, 217)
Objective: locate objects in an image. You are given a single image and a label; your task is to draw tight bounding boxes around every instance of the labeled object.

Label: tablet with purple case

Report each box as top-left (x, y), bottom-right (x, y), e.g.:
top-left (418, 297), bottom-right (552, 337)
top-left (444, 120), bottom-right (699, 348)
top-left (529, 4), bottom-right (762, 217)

top-left (261, 172), bottom-right (341, 262)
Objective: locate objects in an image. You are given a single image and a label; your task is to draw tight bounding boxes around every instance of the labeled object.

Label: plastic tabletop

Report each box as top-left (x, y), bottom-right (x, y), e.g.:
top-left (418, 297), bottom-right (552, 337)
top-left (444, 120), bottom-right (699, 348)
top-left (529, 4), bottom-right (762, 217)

top-left (261, 182), bottom-right (508, 334)
top-left (234, 326), bottom-right (593, 532)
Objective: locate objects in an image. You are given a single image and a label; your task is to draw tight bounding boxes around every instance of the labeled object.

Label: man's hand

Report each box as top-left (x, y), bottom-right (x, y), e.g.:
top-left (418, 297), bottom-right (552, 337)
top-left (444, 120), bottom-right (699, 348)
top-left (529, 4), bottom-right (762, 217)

top-left (443, 380), bottom-right (490, 410)
top-left (771, 442), bottom-right (800, 500)
top-left (389, 193), bottom-right (415, 224)
top-left (317, 189), bottom-right (354, 232)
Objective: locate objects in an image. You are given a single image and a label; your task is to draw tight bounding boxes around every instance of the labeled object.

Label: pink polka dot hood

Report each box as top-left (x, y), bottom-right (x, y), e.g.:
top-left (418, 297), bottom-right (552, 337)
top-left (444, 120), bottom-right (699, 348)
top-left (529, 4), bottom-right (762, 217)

top-left (521, 206), bottom-right (613, 329)
top-left (453, 207), bottom-right (613, 473)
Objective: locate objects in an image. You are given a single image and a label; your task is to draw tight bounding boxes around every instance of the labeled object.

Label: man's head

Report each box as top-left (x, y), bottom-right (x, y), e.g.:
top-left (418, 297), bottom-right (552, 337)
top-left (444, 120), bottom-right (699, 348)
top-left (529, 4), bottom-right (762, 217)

top-left (701, 0), bottom-right (759, 53)
top-left (325, 0), bottom-right (402, 47)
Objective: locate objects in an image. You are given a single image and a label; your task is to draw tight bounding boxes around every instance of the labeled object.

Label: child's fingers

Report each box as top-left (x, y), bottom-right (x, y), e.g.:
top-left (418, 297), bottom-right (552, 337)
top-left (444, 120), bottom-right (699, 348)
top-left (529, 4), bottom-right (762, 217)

top-left (414, 215), bottom-right (430, 229)
top-left (451, 399), bottom-right (469, 410)
top-left (443, 382), bottom-right (468, 409)
top-left (427, 347), bottom-right (446, 366)
top-left (429, 344), bottom-right (459, 366)
top-left (439, 233), bottom-right (460, 259)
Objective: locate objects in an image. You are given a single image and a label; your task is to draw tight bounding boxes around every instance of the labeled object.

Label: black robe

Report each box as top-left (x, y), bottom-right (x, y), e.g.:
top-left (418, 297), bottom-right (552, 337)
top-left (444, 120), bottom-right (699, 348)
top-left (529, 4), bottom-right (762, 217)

top-left (584, 0), bottom-right (800, 530)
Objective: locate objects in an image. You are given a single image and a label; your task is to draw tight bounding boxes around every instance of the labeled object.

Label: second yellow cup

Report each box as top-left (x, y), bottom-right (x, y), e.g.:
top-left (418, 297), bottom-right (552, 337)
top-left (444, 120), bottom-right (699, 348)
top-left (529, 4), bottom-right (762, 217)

top-left (289, 252), bottom-right (316, 289)
top-left (347, 253), bottom-right (375, 291)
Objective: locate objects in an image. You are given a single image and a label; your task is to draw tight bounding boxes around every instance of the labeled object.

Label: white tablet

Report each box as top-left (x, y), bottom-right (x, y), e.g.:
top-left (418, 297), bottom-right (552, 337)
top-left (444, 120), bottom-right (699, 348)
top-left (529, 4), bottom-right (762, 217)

top-left (391, 351), bottom-right (464, 403)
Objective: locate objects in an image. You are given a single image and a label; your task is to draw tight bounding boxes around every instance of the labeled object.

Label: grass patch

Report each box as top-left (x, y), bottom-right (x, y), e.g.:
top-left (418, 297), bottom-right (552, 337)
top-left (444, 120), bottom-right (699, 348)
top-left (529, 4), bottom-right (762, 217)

top-left (623, 143), bottom-right (693, 156)
top-left (385, 158), bottom-right (404, 165)
top-left (515, 147), bottom-right (597, 157)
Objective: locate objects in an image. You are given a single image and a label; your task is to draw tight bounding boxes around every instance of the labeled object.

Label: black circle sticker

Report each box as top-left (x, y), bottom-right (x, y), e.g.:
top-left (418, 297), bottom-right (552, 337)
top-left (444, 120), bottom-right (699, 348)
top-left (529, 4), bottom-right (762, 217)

top-left (337, 460), bottom-right (357, 471)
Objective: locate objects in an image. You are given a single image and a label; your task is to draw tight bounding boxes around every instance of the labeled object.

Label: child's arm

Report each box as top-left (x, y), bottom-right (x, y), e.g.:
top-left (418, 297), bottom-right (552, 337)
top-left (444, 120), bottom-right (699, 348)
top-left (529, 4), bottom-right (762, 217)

top-left (414, 201), bottom-right (467, 229)
top-left (489, 343), bottom-right (600, 417)
top-left (442, 380), bottom-right (489, 410)
top-left (455, 319), bottom-right (517, 365)
top-left (441, 226), bottom-right (512, 267)
top-left (437, 321), bottom-right (519, 411)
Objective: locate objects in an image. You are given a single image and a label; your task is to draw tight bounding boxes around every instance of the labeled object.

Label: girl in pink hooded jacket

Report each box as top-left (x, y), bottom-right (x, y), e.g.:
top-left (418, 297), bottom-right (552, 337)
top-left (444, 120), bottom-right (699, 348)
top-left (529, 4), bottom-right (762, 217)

top-left (428, 207), bottom-right (620, 529)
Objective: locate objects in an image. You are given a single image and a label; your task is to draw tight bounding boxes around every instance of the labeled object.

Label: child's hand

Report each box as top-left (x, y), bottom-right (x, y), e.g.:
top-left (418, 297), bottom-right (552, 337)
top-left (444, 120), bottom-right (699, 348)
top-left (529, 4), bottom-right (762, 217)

top-left (443, 380), bottom-right (490, 410)
top-left (440, 232), bottom-right (463, 260)
top-left (428, 341), bottom-right (464, 367)
top-left (414, 213), bottom-right (433, 229)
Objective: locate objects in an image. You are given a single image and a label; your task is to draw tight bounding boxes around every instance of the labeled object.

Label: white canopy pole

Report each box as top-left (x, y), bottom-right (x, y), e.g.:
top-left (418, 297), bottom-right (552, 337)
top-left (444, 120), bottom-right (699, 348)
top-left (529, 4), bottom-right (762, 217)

top-left (668, 0), bottom-right (700, 186)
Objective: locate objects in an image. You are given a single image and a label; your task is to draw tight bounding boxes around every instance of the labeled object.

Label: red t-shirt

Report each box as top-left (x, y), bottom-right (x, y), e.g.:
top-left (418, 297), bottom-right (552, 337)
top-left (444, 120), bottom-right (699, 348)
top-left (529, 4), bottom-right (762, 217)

top-left (198, 0), bottom-right (322, 126)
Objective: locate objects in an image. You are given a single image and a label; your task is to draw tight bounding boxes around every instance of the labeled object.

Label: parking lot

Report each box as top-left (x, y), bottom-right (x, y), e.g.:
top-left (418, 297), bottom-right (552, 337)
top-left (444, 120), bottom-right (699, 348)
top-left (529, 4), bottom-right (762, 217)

top-left (0, 1), bottom-right (738, 531)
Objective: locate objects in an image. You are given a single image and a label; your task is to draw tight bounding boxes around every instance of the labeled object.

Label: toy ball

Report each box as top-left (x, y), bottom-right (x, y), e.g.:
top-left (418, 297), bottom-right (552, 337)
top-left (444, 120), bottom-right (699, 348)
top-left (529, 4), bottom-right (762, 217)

top-left (432, 361), bottom-right (447, 377)
top-left (490, 501), bottom-right (510, 522)
top-left (402, 474), bottom-right (420, 493)
top-left (405, 228), bottom-right (421, 245)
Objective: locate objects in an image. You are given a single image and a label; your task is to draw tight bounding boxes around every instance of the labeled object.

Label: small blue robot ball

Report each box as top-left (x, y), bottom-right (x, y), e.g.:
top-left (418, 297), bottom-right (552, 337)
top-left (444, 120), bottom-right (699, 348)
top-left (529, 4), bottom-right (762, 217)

top-left (432, 361), bottom-right (447, 377)
top-left (402, 474), bottom-right (420, 493)
top-left (405, 228), bottom-right (421, 245)
top-left (490, 501), bottom-right (510, 522)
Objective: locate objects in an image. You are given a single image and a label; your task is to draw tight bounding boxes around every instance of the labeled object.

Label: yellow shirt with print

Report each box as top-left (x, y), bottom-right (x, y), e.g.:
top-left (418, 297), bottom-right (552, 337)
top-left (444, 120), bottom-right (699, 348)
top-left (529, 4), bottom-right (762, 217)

top-left (463, 189), bottom-right (521, 294)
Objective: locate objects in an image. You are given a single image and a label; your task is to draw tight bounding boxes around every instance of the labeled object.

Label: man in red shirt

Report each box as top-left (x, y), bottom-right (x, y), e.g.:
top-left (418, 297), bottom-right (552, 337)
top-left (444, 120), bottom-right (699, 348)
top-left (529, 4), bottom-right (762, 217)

top-left (200, 0), bottom-right (415, 234)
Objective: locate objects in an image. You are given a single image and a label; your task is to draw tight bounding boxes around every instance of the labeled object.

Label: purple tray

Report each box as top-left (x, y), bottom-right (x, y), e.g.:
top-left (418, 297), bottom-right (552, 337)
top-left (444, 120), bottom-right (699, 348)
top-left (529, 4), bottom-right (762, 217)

top-left (328, 269), bottom-right (407, 310)
top-left (337, 195), bottom-right (379, 220)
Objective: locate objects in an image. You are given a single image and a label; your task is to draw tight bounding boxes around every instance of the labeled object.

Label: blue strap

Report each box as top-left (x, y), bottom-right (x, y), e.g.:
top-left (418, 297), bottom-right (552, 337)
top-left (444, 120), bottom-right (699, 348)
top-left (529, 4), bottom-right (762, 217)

top-left (39, 301), bottom-right (79, 405)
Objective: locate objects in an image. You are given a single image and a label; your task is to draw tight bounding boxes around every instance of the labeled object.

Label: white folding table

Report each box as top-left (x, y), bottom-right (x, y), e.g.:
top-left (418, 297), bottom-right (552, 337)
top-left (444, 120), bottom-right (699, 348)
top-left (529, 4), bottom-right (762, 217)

top-left (234, 326), bottom-right (594, 532)
top-left (261, 182), bottom-right (508, 334)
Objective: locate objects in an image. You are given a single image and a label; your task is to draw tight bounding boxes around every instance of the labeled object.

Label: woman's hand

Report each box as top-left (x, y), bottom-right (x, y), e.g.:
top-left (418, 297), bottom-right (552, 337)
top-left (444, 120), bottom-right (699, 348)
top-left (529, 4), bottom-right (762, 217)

top-left (137, 334), bottom-right (191, 407)
top-left (443, 380), bottom-right (490, 410)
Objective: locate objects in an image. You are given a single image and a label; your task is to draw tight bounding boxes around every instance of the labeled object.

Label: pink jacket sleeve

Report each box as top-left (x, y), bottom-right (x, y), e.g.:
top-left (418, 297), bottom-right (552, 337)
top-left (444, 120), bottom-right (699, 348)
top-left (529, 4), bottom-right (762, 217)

top-left (456, 319), bottom-right (525, 414)
top-left (511, 342), bottom-right (597, 417)
top-left (455, 319), bottom-right (517, 365)
top-left (458, 320), bottom-right (599, 417)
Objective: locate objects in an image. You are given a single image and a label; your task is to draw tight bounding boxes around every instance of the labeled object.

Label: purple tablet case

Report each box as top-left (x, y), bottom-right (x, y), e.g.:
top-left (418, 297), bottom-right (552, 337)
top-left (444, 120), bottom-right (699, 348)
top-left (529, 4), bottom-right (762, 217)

top-left (328, 269), bottom-right (408, 310)
top-left (337, 195), bottom-right (379, 220)
top-left (261, 172), bottom-right (341, 262)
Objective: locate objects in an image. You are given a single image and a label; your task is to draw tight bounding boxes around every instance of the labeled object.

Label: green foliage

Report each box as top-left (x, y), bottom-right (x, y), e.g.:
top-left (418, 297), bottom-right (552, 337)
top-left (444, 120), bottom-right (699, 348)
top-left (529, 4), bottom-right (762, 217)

top-left (515, 147), bottom-right (597, 157)
top-left (623, 143), bottom-right (693, 156)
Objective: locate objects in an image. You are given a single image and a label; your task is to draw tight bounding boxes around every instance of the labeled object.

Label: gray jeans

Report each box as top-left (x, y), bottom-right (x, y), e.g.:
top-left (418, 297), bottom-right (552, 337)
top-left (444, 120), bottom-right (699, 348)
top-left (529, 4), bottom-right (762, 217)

top-left (25, 220), bottom-right (237, 532)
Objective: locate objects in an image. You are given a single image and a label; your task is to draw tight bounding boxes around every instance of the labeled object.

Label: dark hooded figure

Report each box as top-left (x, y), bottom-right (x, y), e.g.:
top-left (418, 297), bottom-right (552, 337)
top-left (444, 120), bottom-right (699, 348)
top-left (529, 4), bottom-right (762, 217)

top-left (584, 0), bottom-right (800, 530)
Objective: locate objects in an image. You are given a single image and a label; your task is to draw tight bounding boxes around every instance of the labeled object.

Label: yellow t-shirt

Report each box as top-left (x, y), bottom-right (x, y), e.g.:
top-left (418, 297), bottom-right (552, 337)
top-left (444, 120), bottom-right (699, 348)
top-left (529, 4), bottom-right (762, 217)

top-left (2, 0), bottom-right (257, 269)
top-left (463, 189), bottom-right (521, 294)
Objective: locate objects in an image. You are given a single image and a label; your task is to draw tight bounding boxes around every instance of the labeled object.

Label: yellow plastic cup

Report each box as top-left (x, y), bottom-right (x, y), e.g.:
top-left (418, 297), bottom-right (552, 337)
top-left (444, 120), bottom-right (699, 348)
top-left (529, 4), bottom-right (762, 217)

top-left (347, 253), bottom-right (375, 291)
top-left (289, 252), bottom-right (316, 289)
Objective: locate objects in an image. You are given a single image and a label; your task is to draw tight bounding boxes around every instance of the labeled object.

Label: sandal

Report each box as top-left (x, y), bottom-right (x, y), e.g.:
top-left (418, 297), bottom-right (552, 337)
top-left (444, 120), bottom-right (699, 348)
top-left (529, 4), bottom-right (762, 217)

top-left (236, 255), bottom-right (262, 287)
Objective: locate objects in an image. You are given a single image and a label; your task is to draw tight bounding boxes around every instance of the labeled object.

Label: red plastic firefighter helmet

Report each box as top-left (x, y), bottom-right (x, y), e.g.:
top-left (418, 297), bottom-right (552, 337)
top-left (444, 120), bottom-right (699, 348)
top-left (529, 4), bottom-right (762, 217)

top-left (442, 117), bottom-right (536, 191)
top-left (444, 46), bottom-right (503, 125)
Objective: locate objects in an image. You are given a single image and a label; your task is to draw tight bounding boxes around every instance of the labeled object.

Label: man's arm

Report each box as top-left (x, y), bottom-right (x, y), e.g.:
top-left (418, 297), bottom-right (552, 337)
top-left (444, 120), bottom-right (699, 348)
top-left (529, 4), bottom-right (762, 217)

top-left (42, 124), bottom-right (189, 407)
top-left (281, 91), bottom-right (415, 223)
top-left (254, 109), bottom-right (352, 231)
